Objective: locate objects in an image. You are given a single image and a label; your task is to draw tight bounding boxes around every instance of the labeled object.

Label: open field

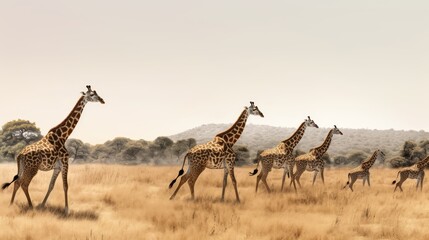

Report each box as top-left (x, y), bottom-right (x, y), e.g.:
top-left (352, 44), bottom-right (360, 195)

top-left (1, 164), bottom-right (429, 240)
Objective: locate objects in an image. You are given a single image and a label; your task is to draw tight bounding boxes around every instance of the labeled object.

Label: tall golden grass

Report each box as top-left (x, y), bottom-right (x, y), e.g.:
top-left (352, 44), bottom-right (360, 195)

top-left (0, 164), bottom-right (428, 240)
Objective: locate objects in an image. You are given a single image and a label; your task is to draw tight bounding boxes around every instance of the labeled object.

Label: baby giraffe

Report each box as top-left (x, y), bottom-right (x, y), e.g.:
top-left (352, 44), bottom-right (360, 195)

top-left (343, 150), bottom-right (385, 191)
top-left (392, 156), bottom-right (429, 192)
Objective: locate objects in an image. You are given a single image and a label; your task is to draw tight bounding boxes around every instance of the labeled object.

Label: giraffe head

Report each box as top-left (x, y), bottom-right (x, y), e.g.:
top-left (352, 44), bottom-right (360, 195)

top-left (247, 101), bottom-right (264, 117)
top-left (332, 125), bottom-right (343, 135)
top-left (81, 85), bottom-right (105, 104)
top-left (305, 116), bottom-right (319, 128)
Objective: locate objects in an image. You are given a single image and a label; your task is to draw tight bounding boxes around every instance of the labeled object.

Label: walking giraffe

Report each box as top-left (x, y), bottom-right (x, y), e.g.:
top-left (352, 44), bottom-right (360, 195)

top-left (249, 116), bottom-right (318, 193)
top-left (2, 85), bottom-right (105, 214)
top-left (343, 149), bottom-right (385, 191)
top-left (392, 156), bottom-right (429, 192)
top-left (291, 125), bottom-right (343, 190)
top-left (169, 102), bottom-right (264, 202)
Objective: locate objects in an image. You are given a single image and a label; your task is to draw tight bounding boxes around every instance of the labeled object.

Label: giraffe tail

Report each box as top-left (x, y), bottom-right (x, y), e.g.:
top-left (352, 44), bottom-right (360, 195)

top-left (392, 171), bottom-right (400, 184)
top-left (2, 175), bottom-right (19, 190)
top-left (2, 155), bottom-right (22, 190)
top-left (169, 153), bottom-right (188, 189)
top-left (249, 156), bottom-right (261, 176)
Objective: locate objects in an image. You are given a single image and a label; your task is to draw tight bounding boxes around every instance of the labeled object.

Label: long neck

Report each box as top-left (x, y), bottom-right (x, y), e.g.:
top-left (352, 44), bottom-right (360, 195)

top-left (361, 151), bottom-right (378, 170)
top-left (216, 109), bottom-right (249, 147)
top-left (282, 122), bottom-right (307, 150)
top-left (48, 96), bottom-right (87, 142)
top-left (312, 130), bottom-right (334, 158)
top-left (417, 156), bottom-right (429, 170)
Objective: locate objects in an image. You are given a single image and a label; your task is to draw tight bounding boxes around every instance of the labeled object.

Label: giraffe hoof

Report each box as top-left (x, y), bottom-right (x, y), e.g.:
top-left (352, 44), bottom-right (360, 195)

top-left (64, 207), bottom-right (69, 215)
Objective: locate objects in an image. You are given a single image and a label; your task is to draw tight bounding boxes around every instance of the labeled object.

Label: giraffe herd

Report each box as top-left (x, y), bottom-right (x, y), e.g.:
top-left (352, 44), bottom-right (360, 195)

top-left (1, 85), bottom-right (428, 214)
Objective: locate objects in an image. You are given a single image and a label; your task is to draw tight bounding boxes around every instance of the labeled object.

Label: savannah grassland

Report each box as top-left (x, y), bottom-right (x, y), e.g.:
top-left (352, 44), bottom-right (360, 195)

top-left (0, 164), bottom-right (429, 240)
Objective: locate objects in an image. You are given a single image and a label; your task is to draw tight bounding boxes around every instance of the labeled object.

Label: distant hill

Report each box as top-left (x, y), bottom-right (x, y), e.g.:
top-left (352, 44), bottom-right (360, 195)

top-left (169, 124), bottom-right (429, 160)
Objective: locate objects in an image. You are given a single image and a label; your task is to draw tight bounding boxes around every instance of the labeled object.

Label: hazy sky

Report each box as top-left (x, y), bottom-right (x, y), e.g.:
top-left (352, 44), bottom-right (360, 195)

top-left (1, 1), bottom-right (428, 144)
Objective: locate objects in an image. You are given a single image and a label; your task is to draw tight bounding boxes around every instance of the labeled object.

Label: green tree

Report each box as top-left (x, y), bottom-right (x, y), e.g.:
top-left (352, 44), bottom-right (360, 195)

top-left (233, 145), bottom-right (250, 166)
top-left (347, 152), bottom-right (368, 165)
top-left (66, 138), bottom-right (91, 163)
top-left (171, 138), bottom-right (196, 159)
top-left (90, 144), bottom-right (111, 163)
top-left (121, 140), bottom-right (150, 164)
top-left (0, 119), bottom-right (42, 161)
top-left (149, 137), bottom-right (174, 159)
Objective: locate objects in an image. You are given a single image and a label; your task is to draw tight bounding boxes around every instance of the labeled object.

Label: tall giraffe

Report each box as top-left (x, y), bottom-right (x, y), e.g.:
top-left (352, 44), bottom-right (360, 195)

top-left (169, 102), bottom-right (264, 202)
top-left (343, 149), bottom-right (385, 191)
top-left (392, 156), bottom-right (429, 192)
top-left (291, 125), bottom-right (343, 190)
top-left (2, 85), bottom-right (105, 214)
top-left (249, 116), bottom-right (318, 193)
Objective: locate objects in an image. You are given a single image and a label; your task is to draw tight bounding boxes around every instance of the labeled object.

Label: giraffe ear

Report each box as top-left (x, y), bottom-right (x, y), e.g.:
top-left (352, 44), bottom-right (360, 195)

top-left (81, 91), bottom-right (86, 95)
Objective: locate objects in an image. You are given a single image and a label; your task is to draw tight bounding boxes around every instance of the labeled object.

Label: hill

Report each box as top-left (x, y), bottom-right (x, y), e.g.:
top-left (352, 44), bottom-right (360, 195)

top-left (169, 124), bottom-right (429, 161)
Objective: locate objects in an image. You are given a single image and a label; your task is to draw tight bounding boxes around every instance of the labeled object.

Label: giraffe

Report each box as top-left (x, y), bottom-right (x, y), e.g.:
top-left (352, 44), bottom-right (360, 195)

top-left (2, 85), bottom-right (105, 214)
top-left (342, 149), bottom-right (385, 191)
top-left (169, 102), bottom-right (264, 202)
top-left (290, 125), bottom-right (343, 190)
top-left (392, 156), bottom-right (429, 192)
top-left (249, 116), bottom-right (318, 193)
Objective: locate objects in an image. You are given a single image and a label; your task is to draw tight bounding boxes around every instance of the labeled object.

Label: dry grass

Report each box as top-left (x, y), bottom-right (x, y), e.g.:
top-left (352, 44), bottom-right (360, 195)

top-left (1, 164), bottom-right (429, 240)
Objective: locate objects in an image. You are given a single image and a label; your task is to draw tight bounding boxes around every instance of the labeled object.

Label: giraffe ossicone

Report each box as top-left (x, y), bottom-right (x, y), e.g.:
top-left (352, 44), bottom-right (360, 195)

top-left (2, 85), bottom-right (105, 214)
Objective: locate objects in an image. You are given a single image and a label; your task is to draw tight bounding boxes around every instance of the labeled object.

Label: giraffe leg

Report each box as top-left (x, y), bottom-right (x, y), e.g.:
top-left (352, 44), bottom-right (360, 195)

top-left (349, 176), bottom-right (357, 192)
top-left (363, 177), bottom-right (366, 186)
top-left (320, 167), bottom-right (325, 185)
top-left (61, 162), bottom-right (69, 214)
top-left (395, 174), bottom-right (406, 192)
top-left (420, 172), bottom-right (425, 191)
top-left (221, 168), bottom-right (228, 201)
top-left (293, 166), bottom-right (305, 189)
top-left (170, 171), bottom-right (190, 200)
top-left (187, 166), bottom-right (205, 200)
top-left (261, 172), bottom-right (271, 193)
top-left (227, 167), bottom-right (240, 203)
top-left (10, 179), bottom-right (22, 205)
top-left (255, 171), bottom-right (262, 193)
top-left (21, 168), bottom-right (38, 208)
top-left (367, 173), bottom-right (371, 187)
top-left (40, 161), bottom-right (62, 207)
top-left (289, 162), bottom-right (294, 178)
top-left (312, 171), bottom-right (318, 186)
top-left (281, 167), bottom-right (288, 191)
top-left (416, 178), bottom-right (420, 190)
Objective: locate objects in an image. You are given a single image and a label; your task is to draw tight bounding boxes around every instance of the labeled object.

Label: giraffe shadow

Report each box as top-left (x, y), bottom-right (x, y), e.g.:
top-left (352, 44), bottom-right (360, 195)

top-left (17, 203), bottom-right (99, 221)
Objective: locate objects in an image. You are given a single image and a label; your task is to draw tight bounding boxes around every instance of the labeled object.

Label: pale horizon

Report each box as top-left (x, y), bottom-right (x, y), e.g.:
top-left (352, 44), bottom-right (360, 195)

top-left (1, 1), bottom-right (428, 144)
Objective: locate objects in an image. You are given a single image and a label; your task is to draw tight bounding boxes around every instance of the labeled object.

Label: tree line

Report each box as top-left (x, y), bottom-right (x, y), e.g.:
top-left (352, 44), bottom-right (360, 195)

top-left (0, 119), bottom-right (427, 168)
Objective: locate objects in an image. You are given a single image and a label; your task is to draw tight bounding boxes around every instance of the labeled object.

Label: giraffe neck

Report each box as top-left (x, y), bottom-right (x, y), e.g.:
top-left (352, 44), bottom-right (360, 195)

top-left (312, 130), bottom-right (334, 158)
top-left (361, 151), bottom-right (378, 170)
top-left (47, 96), bottom-right (88, 144)
top-left (215, 109), bottom-right (249, 147)
top-left (281, 122), bottom-right (307, 150)
top-left (417, 156), bottom-right (429, 170)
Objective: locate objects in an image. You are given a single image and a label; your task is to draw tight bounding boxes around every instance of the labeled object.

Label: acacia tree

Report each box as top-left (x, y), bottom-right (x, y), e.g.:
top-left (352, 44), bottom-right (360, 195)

top-left (170, 138), bottom-right (196, 160)
top-left (0, 119), bottom-right (42, 161)
top-left (66, 138), bottom-right (91, 163)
